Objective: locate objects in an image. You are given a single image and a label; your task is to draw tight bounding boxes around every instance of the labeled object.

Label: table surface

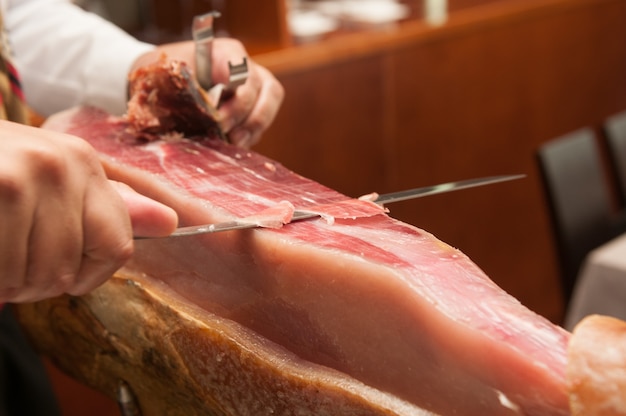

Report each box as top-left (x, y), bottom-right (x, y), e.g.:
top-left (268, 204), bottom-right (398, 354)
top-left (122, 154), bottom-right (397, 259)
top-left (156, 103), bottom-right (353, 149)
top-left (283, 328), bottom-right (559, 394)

top-left (565, 233), bottom-right (626, 331)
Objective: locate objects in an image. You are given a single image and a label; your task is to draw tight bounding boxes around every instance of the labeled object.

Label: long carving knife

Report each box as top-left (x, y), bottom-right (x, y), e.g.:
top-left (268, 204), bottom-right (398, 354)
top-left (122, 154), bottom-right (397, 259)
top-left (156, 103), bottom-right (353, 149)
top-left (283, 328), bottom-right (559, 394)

top-left (136, 174), bottom-right (524, 239)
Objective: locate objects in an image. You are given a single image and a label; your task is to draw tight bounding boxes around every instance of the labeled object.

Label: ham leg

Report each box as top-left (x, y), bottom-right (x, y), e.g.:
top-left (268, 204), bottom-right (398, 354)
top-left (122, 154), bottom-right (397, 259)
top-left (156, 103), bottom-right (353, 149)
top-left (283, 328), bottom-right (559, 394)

top-left (22, 104), bottom-right (572, 415)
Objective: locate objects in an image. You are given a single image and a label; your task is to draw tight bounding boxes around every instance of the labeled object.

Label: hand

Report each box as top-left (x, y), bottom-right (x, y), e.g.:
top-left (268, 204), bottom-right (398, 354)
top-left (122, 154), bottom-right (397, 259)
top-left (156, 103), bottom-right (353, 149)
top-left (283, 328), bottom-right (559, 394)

top-left (210, 38), bottom-right (284, 147)
top-left (0, 121), bottom-right (177, 303)
top-left (131, 38), bottom-right (284, 148)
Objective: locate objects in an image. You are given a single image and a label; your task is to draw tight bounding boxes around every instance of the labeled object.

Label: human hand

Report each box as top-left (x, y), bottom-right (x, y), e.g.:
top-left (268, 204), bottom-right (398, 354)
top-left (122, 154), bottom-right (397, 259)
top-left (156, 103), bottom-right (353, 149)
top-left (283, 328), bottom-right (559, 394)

top-left (209, 38), bottom-right (284, 147)
top-left (131, 38), bottom-right (284, 148)
top-left (0, 121), bottom-right (177, 303)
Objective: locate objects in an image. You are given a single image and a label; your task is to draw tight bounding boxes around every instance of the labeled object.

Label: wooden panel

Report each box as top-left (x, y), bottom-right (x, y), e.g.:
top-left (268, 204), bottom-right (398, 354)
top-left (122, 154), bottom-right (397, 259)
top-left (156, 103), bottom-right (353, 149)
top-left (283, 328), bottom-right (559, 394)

top-left (135, 0), bottom-right (290, 52)
top-left (218, 0), bottom-right (291, 52)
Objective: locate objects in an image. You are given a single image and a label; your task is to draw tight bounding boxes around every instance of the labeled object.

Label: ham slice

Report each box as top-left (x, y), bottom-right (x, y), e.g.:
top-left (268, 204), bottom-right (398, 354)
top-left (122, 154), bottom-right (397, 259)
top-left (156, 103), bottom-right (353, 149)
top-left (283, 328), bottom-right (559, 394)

top-left (231, 200), bottom-right (296, 230)
top-left (21, 104), bottom-right (572, 415)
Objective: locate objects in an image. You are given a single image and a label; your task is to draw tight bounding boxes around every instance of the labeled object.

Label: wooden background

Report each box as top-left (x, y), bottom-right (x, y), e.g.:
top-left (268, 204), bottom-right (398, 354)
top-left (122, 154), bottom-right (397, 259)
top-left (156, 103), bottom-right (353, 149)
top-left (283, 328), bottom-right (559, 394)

top-left (44, 0), bottom-right (626, 414)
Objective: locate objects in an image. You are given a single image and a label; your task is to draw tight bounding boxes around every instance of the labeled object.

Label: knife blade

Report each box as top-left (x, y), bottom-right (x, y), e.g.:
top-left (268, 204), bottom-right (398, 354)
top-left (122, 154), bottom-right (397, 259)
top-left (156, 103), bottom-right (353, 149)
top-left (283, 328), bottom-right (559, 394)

top-left (136, 174), bottom-right (524, 239)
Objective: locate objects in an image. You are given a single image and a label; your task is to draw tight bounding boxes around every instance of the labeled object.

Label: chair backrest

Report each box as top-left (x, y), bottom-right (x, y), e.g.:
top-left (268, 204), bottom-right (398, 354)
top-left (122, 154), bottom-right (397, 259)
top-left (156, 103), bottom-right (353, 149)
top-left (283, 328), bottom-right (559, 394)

top-left (605, 110), bottom-right (626, 206)
top-left (537, 128), bottom-right (622, 303)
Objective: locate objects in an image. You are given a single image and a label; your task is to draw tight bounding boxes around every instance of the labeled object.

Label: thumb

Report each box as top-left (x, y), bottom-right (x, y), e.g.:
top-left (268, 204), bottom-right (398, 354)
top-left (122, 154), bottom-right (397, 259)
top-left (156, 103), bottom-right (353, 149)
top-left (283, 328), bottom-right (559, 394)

top-left (110, 181), bottom-right (178, 237)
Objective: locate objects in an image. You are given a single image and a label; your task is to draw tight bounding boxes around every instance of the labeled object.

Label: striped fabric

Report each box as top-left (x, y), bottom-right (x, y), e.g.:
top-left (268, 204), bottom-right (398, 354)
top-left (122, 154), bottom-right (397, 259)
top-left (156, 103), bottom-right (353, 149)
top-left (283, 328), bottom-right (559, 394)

top-left (0, 11), bottom-right (28, 124)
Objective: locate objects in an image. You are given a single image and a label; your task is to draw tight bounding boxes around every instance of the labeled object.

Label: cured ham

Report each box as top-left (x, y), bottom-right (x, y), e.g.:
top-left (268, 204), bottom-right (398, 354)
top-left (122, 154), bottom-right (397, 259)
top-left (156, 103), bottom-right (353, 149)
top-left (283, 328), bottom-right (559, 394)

top-left (125, 56), bottom-right (222, 140)
top-left (568, 315), bottom-right (626, 415)
top-left (13, 58), bottom-right (581, 415)
top-left (22, 105), bottom-right (569, 416)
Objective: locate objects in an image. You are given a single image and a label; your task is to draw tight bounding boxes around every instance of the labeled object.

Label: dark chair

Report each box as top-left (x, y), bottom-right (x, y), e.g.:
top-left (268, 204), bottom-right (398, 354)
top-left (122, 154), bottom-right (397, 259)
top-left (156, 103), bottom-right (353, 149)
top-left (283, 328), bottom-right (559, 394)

top-left (604, 110), bottom-right (626, 206)
top-left (537, 128), bottom-right (625, 304)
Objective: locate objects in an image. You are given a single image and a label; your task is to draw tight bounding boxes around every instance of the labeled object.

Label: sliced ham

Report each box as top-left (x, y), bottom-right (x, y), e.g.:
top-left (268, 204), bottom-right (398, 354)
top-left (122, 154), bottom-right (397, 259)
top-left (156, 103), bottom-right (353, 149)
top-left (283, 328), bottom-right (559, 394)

top-left (234, 200), bottom-right (296, 229)
top-left (25, 104), bottom-right (572, 415)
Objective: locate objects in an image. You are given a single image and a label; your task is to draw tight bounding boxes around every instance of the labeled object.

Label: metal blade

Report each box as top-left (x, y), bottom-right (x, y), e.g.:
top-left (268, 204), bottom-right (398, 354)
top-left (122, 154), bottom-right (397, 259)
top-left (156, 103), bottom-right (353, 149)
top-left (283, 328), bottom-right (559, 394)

top-left (374, 174), bottom-right (526, 205)
top-left (136, 174), bottom-right (524, 239)
top-left (192, 11), bottom-right (220, 90)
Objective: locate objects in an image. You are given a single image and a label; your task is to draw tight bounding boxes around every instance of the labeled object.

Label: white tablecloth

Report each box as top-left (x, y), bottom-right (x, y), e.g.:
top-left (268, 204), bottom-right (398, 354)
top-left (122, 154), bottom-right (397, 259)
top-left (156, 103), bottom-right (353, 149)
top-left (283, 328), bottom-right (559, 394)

top-left (564, 233), bottom-right (626, 331)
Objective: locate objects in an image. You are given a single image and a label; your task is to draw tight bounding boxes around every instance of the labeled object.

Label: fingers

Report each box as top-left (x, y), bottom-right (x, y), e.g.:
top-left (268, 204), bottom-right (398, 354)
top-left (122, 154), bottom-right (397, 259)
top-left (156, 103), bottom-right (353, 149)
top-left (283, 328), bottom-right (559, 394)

top-left (68, 170), bottom-right (135, 296)
top-left (218, 59), bottom-right (285, 147)
top-left (0, 163), bottom-right (34, 301)
top-left (16, 166), bottom-right (84, 302)
top-left (0, 133), bottom-right (87, 302)
top-left (208, 38), bottom-right (285, 147)
top-left (68, 178), bottom-right (181, 295)
top-left (0, 121), bottom-right (136, 303)
top-left (210, 38), bottom-right (249, 85)
top-left (111, 181), bottom-right (178, 238)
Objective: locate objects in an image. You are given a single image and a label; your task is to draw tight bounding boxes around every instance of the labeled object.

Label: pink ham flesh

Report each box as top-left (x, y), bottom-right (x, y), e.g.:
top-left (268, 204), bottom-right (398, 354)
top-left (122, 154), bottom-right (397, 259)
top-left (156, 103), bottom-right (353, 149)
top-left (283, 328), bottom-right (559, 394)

top-left (44, 106), bottom-right (570, 415)
top-left (237, 200), bottom-right (296, 229)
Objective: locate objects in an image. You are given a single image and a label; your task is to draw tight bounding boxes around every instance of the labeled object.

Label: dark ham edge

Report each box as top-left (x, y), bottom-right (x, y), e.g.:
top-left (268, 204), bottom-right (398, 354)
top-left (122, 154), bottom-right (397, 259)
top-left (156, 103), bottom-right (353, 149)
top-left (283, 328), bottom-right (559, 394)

top-left (39, 106), bottom-right (571, 415)
top-left (124, 55), bottom-right (222, 141)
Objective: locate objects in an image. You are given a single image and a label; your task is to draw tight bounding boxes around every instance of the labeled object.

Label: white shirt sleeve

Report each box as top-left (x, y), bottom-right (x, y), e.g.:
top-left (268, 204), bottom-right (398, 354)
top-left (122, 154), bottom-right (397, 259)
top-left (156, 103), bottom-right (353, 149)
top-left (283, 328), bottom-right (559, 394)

top-left (4, 0), bottom-right (155, 116)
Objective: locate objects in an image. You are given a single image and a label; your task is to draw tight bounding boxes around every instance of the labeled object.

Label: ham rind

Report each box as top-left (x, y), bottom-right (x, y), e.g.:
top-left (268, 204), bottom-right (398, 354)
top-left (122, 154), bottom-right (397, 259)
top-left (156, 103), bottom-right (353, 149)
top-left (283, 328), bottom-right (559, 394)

top-left (18, 273), bottom-right (431, 415)
top-left (40, 106), bottom-right (570, 415)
